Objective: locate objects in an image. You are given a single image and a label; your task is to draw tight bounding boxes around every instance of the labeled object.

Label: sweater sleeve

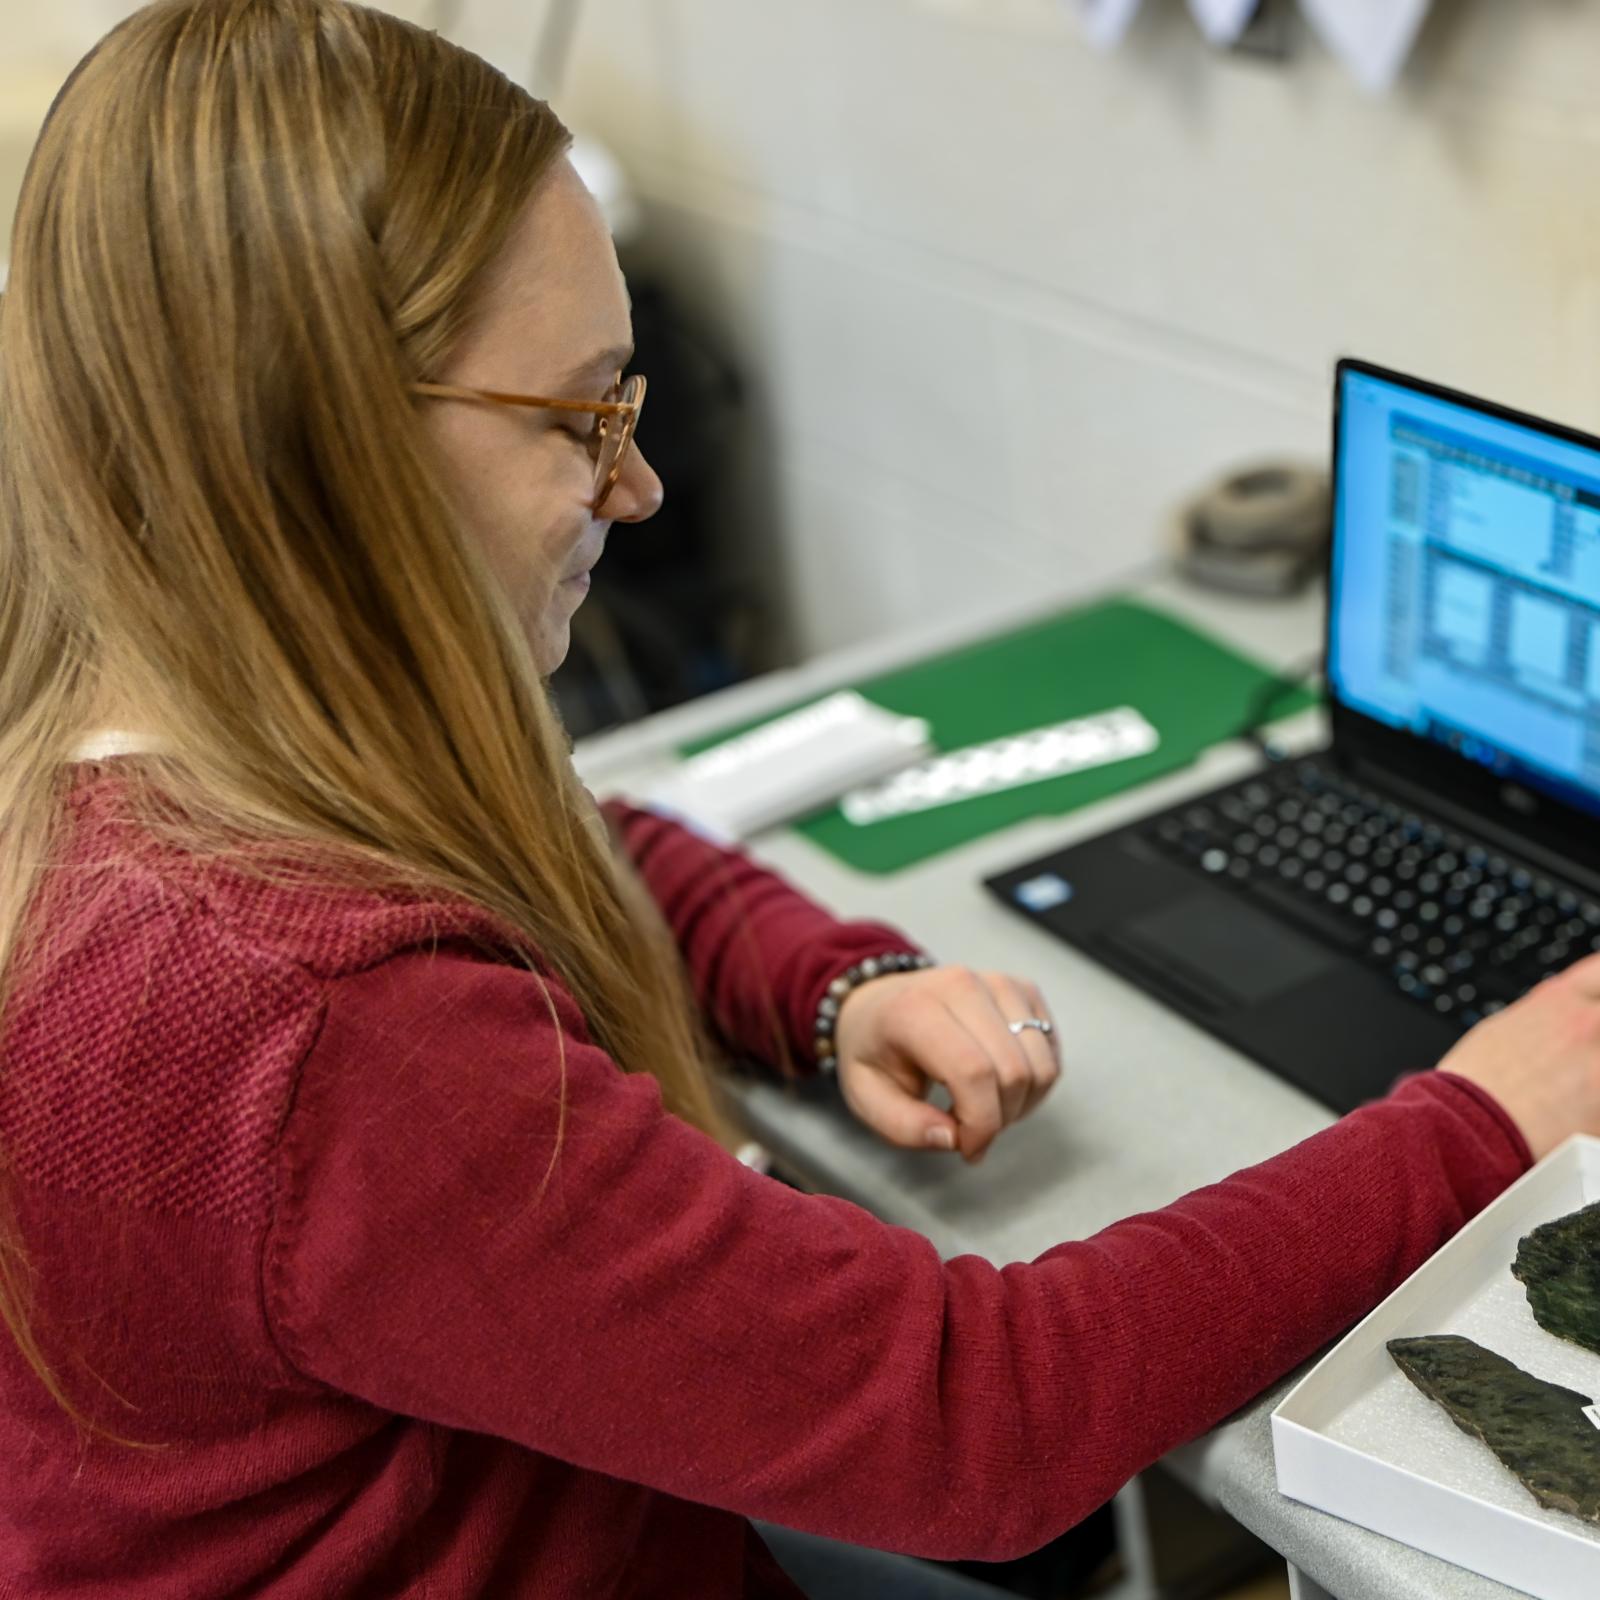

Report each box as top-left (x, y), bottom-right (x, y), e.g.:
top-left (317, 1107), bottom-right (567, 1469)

top-left (598, 796), bottom-right (926, 1075)
top-left (265, 947), bottom-right (1531, 1563)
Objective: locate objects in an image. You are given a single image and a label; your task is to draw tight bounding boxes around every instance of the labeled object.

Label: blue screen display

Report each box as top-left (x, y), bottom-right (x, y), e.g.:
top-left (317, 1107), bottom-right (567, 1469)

top-left (1329, 368), bottom-right (1600, 820)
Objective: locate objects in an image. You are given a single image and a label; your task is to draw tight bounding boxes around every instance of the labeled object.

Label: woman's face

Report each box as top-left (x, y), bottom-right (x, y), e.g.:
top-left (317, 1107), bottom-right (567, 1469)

top-left (421, 159), bottom-right (663, 676)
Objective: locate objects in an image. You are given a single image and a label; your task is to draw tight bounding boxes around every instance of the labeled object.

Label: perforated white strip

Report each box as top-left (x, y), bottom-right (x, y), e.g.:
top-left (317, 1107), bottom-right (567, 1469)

top-left (840, 707), bottom-right (1158, 825)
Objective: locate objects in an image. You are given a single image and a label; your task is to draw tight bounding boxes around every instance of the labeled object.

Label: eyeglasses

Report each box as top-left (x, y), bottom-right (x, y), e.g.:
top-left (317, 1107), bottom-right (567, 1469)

top-left (410, 372), bottom-right (647, 516)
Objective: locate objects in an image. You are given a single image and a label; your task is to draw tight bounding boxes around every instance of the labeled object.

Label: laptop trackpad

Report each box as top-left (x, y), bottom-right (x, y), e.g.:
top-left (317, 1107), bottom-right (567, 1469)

top-left (1104, 890), bottom-right (1335, 1010)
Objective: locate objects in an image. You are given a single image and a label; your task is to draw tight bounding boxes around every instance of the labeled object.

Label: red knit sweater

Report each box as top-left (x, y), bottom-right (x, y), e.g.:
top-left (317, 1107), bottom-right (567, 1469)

top-left (0, 758), bottom-right (1531, 1598)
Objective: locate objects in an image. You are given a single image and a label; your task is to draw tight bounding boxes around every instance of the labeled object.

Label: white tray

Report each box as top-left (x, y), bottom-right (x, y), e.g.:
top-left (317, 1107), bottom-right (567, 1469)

top-left (1272, 1133), bottom-right (1600, 1600)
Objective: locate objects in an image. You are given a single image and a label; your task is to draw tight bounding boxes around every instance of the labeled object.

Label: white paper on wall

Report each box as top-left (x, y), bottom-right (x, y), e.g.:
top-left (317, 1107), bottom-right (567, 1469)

top-left (1299, 0), bottom-right (1434, 94)
top-left (1186, 0), bottom-right (1259, 48)
top-left (1065, 0), bottom-right (1144, 53)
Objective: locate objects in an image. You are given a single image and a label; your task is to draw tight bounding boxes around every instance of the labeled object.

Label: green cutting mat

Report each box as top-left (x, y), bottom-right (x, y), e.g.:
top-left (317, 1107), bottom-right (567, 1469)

top-left (681, 597), bottom-right (1317, 875)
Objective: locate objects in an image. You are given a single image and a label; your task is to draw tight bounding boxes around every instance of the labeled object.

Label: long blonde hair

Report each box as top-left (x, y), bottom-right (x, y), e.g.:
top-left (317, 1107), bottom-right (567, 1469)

top-left (0, 0), bottom-right (753, 1432)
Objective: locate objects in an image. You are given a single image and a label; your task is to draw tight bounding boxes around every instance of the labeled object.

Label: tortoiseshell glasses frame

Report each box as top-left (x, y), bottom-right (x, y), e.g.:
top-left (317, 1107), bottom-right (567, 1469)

top-left (410, 372), bottom-right (647, 516)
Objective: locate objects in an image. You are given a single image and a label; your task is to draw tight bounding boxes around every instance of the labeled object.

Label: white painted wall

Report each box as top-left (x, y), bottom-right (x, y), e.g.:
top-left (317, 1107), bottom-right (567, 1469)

top-left (551, 0), bottom-right (1600, 660)
top-left (7, 2), bottom-right (1599, 666)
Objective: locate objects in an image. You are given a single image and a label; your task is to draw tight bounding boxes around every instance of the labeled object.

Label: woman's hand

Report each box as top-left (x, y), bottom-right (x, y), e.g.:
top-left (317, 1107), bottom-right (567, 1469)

top-left (832, 965), bottom-right (1062, 1163)
top-left (1437, 951), bottom-right (1600, 1161)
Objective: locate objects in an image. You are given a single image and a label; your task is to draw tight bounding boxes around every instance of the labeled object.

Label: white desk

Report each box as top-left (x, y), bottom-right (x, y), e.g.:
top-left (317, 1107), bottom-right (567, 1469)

top-left (575, 572), bottom-right (1520, 1600)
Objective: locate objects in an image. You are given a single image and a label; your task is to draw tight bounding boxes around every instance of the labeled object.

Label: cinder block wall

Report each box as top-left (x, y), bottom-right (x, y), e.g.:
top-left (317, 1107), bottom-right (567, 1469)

top-left (554, 0), bottom-right (1600, 660)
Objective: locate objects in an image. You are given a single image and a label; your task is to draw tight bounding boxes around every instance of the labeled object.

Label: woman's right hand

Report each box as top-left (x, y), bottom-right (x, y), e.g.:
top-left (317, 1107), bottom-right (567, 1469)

top-left (1436, 951), bottom-right (1600, 1161)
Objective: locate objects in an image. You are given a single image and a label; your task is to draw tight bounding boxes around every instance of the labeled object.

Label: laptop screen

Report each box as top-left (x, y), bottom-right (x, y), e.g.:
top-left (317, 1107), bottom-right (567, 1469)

top-left (1328, 364), bottom-right (1600, 822)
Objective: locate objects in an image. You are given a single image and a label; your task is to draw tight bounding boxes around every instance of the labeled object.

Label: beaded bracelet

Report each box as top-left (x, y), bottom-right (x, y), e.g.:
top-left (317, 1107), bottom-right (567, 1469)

top-left (813, 952), bottom-right (937, 1074)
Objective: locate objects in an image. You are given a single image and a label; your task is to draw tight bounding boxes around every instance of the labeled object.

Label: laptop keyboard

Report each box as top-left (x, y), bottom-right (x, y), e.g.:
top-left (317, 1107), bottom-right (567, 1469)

top-left (1142, 756), bottom-right (1600, 1028)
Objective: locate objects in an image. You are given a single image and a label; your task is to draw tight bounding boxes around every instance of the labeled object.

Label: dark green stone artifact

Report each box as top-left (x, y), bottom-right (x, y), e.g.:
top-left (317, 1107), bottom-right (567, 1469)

top-left (1512, 1200), bottom-right (1600, 1358)
top-left (1387, 1335), bottom-right (1600, 1525)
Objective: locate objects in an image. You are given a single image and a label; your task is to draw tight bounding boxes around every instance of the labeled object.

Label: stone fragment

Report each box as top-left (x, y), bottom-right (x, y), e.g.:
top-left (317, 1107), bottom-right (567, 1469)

top-left (1388, 1334), bottom-right (1600, 1525)
top-left (1512, 1200), bottom-right (1600, 1358)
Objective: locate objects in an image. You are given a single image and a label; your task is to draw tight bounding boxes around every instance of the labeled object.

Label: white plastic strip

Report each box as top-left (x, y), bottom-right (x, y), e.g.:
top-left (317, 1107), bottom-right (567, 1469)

top-left (840, 706), bottom-right (1159, 826)
top-left (644, 690), bottom-right (933, 840)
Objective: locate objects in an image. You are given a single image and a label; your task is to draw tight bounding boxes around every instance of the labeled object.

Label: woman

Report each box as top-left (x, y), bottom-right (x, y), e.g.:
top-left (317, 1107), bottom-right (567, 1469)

top-left (2, 4), bottom-right (1598, 1597)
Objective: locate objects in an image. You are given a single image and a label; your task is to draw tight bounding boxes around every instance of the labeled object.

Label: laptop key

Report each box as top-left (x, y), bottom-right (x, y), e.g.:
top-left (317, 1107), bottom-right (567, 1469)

top-left (1248, 878), bottom-right (1365, 951)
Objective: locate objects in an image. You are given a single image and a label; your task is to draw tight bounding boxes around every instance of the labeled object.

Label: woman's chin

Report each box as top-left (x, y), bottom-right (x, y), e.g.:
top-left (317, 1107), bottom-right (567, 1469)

top-left (532, 617), bottom-right (570, 679)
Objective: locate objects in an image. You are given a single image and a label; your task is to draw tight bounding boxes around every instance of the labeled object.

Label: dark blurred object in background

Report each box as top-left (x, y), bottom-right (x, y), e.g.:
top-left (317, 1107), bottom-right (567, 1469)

top-left (550, 266), bottom-right (759, 738)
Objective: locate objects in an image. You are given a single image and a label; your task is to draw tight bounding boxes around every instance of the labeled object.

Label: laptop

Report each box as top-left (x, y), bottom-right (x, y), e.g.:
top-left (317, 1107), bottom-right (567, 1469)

top-left (985, 358), bottom-right (1600, 1114)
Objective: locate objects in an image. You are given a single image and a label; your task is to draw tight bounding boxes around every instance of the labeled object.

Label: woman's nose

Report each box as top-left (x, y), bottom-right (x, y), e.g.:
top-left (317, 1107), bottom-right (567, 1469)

top-left (606, 444), bottom-right (665, 523)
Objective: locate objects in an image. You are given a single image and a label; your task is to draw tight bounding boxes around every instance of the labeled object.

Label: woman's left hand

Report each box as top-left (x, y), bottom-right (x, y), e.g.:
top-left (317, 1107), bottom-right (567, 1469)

top-left (832, 965), bottom-right (1061, 1164)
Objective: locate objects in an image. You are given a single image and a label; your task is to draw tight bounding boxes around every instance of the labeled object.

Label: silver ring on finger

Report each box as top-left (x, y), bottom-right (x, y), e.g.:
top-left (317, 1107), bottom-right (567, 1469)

top-left (1007, 1017), bottom-right (1053, 1037)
